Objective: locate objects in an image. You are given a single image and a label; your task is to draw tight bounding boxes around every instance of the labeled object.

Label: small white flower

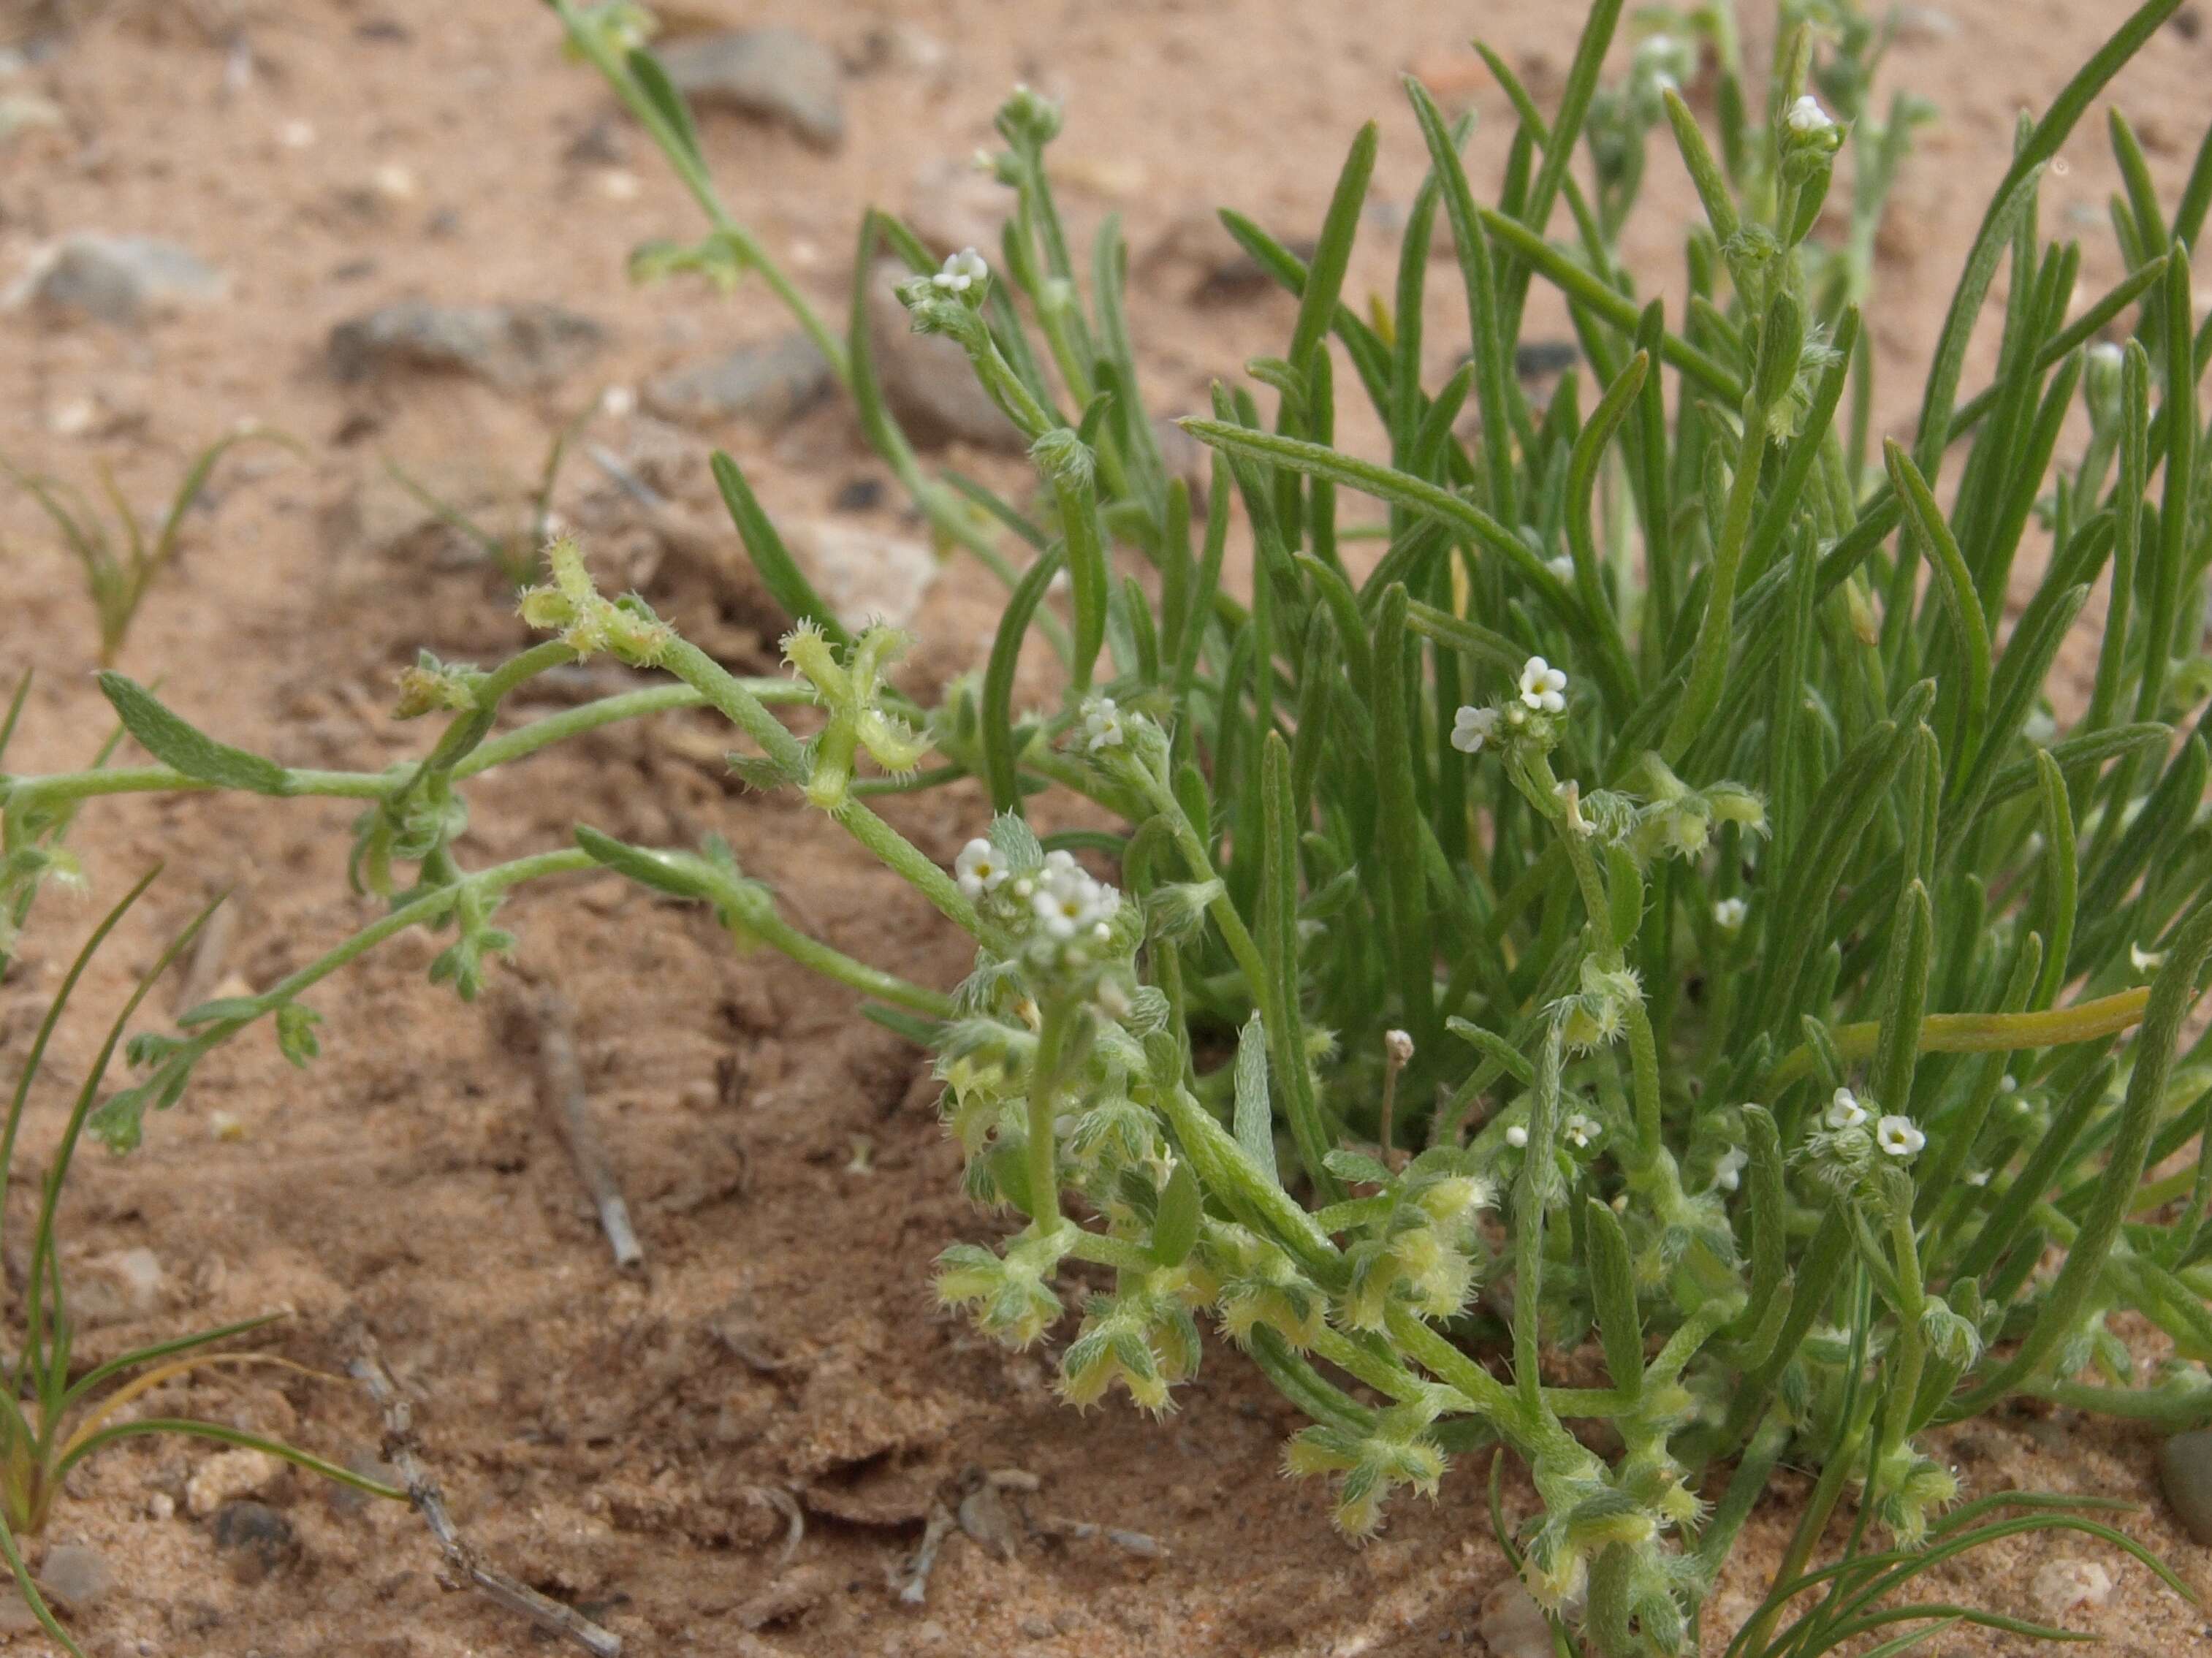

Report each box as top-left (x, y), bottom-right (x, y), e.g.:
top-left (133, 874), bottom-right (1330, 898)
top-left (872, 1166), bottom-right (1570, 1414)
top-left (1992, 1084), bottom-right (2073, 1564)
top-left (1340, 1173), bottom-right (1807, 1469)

top-left (1080, 696), bottom-right (1127, 753)
top-left (931, 246), bottom-right (989, 294)
top-left (954, 837), bottom-right (1008, 900)
top-left (1714, 897), bottom-right (1748, 931)
top-left (1564, 1112), bottom-right (1601, 1150)
top-left (1998, 1073), bottom-right (2018, 1094)
top-left (1519, 655), bottom-right (1567, 713)
top-left (1713, 1146), bottom-right (1749, 1193)
top-left (1450, 704), bottom-right (1500, 755)
top-left (1033, 855), bottom-right (1120, 941)
top-left (1785, 93), bottom-right (1835, 136)
top-left (1825, 1088), bottom-right (1868, 1130)
top-left (1505, 1124), bottom-right (1529, 1149)
top-left (1875, 1114), bottom-right (1926, 1159)
top-left (1546, 554), bottom-right (1575, 582)
top-left (1964, 1168), bottom-right (1991, 1187)
top-left (2132, 941), bottom-right (2167, 974)
top-left (1383, 1029), bottom-right (1415, 1065)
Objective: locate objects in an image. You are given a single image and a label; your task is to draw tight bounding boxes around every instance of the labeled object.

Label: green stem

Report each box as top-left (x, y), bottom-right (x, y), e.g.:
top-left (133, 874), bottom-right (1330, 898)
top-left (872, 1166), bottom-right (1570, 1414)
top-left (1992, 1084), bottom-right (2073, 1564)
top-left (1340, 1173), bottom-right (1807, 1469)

top-left (654, 637), bottom-right (980, 936)
top-left (1026, 1003), bottom-right (1073, 1231)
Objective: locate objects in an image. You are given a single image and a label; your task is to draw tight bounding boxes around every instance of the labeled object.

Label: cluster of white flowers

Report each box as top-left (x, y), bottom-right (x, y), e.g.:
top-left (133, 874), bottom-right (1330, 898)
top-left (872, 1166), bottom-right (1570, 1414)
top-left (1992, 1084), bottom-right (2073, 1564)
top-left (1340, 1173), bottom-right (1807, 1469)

top-left (1079, 695), bottom-right (1127, 753)
top-left (1714, 897), bottom-right (1748, 931)
top-left (1449, 656), bottom-right (1570, 756)
top-left (1785, 92), bottom-right (1836, 137)
top-left (1826, 1087), bottom-right (1924, 1159)
top-left (932, 247), bottom-right (989, 294)
top-left (956, 838), bottom-right (1123, 944)
top-left (1031, 849), bottom-right (1122, 942)
top-left (1497, 1107), bottom-right (1597, 1153)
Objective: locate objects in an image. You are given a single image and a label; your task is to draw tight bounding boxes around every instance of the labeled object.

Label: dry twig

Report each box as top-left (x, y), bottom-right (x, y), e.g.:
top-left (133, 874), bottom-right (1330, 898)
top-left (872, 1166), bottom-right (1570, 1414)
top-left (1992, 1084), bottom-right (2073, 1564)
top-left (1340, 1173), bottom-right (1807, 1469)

top-left (528, 985), bottom-right (644, 1270)
top-left (351, 1346), bottom-right (624, 1658)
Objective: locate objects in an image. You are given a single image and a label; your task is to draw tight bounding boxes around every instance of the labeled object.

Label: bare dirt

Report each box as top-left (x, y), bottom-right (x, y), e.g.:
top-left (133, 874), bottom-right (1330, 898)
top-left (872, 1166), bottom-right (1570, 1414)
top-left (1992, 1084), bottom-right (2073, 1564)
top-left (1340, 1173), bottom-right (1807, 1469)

top-left (1, 1), bottom-right (2210, 1655)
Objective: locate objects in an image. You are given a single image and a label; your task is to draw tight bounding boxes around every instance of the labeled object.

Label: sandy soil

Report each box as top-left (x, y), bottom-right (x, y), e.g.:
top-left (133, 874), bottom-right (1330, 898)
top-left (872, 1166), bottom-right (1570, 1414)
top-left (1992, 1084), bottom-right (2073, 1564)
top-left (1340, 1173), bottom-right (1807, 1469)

top-left (1, 1), bottom-right (2211, 1654)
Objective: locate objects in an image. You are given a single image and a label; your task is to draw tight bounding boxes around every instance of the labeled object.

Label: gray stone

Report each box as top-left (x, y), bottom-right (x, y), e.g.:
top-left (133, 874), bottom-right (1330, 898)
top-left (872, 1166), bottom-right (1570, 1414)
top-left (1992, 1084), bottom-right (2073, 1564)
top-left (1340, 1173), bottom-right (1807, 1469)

top-left (1475, 1576), bottom-right (1553, 1658)
top-left (210, 1500), bottom-right (299, 1586)
top-left (905, 158), bottom-right (1006, 259)
top-left (0, 93), bottom-right (62, 145)
top-left (37, 1543), bottom-right (112, 1610)
top-left (328, 300), bottom-right (606, 389)
top-left (642, 332), bottom-right (832, 427)
top-left (2160, 1429), bottom-right (2212, 1544)
top-left (786, 521), bottom-right (937, 631)
top-left (10, 233), bottom-right (226, 325)
top-left (863, 259), bottom-right (1022, 452)
top-left (657, 29), bottom-right (844, 151)
top-left (69, 1245), bottom-right (166, 1328)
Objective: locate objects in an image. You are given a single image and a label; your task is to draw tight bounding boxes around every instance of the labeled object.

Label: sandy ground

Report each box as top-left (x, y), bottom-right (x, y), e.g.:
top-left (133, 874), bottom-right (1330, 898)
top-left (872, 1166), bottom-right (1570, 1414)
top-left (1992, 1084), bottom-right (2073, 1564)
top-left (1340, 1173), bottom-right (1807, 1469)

top-left (1, 1), bottom-right (2211, 1654)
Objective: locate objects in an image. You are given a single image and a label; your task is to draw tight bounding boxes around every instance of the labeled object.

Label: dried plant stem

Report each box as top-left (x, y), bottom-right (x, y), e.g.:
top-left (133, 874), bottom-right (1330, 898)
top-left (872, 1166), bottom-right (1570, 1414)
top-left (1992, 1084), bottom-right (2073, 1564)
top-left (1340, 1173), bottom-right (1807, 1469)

top-left (526, 986), bottom-right (643, 1271)
top-left (351, 1347), bottom-right (624, 1658)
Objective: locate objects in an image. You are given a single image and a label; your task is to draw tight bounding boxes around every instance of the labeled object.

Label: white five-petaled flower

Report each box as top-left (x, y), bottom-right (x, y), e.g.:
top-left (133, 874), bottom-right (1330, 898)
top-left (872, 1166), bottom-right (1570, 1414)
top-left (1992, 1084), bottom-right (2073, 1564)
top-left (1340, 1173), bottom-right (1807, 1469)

top-left (1876, 1114), bottom-right (1926, 1159)
top-left (1519, 655), bottom-right (1567, 713)
top-left (954, 837), bottom-right (1008, 900)
top-left (1564, 1112), bottom-right (1601, 1151)
top-left (932, 246), bottom-right (989, 294)
top-left (1713, 1146), bottom-right (1749, 1193)
top-left (1034, 850), bottom-right (1120, 942)
top-left (1825, 1087), bottom-right (1868, 1130)
top-left (1080, 695), bottom-right (1127, 753)
top-left (1714, 897), bottom-right (1748, 931)
top-left (1450, 704), bottom-right (1500, 755)
top-left (1785, 93), bottom-right (1836, 136)
top-left (1504, 1124), bottom-right (1529, 1149)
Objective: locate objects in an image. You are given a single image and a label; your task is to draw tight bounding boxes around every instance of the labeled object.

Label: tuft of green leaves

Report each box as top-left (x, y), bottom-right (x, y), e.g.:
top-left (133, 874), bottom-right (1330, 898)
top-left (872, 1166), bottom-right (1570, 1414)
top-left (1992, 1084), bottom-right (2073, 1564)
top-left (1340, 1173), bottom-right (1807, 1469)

top-left (4, 2), bottom-right (2211, 1654)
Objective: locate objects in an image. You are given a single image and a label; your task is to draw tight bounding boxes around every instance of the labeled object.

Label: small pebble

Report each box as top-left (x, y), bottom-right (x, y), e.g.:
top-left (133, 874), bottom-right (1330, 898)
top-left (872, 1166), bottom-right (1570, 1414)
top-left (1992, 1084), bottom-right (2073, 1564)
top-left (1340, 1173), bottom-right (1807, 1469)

top-left (38, 1543), bottom-right (112, 1610)
top-left (2159, 1429), bottom-right (2212, 1544)
top-left (784, 521), bottom-right (938, 631)
top-left (211, 1501), bottom-right (300, 1586)
top-left (186, 1448), bottom-right (280, 1517)
top-left (640, 332), bottom-right (832, 427)
top-left (7, 233), bottom-right (227, 326)
top-left (655, 29), bottom-right (845, 151)
top-left (2032, 1556), bottom-right (2113, 1616)
top-left (328, 300), bottom-right (607, 389)
top-left (1475, 1576), bottom-right (1553, 1658)
top-left (833, 477), bottom-right (885, 512)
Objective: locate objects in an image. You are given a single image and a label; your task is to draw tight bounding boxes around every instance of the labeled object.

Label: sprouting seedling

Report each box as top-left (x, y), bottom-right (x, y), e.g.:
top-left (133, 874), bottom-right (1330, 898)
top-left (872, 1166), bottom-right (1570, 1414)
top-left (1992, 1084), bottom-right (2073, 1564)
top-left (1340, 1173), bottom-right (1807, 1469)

top-left (0, 871), bottom-right (403, 1654)
top-left (0, 425), bottom-right (297, 667)
top-left (380, 392), bottom-right (601, 590)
